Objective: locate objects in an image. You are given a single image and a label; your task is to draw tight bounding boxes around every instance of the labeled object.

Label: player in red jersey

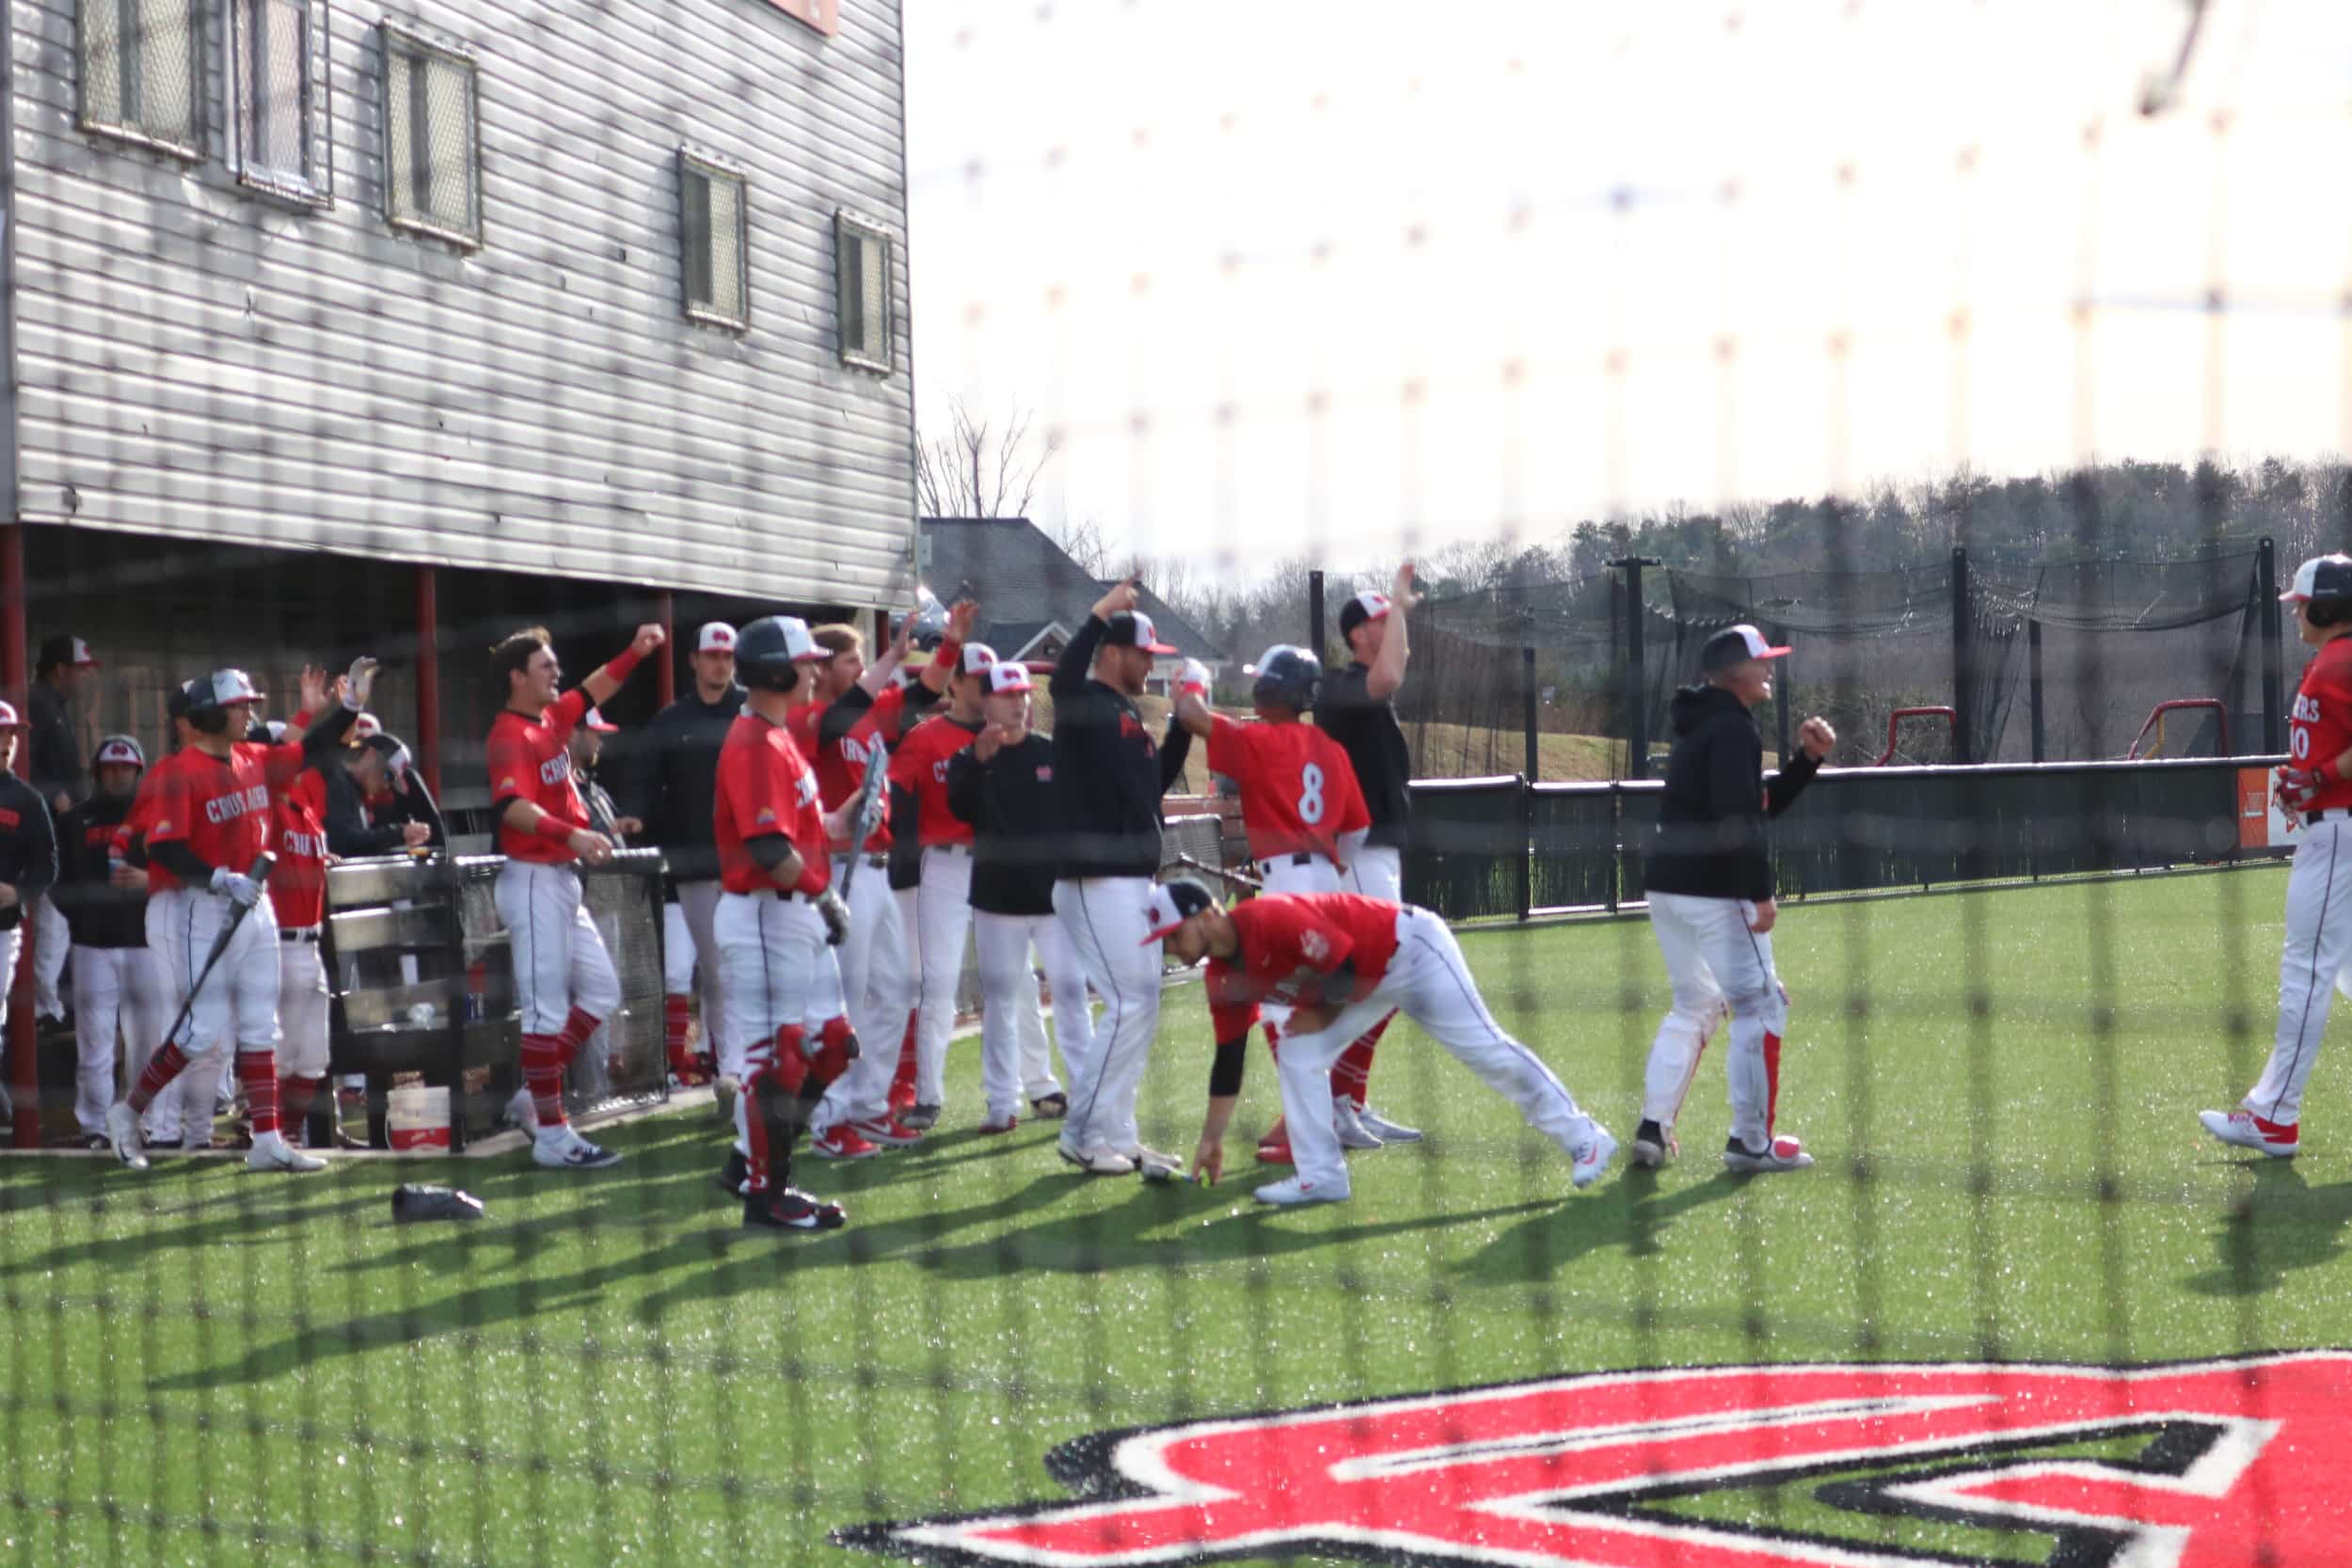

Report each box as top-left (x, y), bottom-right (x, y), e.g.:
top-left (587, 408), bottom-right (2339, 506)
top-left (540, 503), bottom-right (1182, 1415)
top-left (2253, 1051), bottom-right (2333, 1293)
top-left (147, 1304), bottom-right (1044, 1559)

top-left (714, 614), bottom-right (857, 1231)
top-left (1147, 878), bottom-right (1616, 1204)
top-left (485, 621), bottom-right (664, 1171)
top-left (794, 604), bottom-right (965, 1154)
top-left (1174, 643), bottom-right (1420, 1164)
top-left (2204, 554), bottom-right (2352, 1157)
top-left (104, 665), bottom-right (345, 1173)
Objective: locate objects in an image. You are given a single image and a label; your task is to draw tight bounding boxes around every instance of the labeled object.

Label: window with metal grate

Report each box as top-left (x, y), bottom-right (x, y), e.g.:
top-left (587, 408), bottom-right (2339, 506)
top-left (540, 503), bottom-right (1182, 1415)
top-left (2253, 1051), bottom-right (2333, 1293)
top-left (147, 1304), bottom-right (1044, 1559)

top-left (381, 24), bottom-right (480, 248)
top-left (78, 0), bottom-right (203, 157)
top-left (232, 0), bottom-right (333, 205)
top-left (835, 211), bottom-right (895, 373)
top-left (679, 150), bottom-right (750, 332)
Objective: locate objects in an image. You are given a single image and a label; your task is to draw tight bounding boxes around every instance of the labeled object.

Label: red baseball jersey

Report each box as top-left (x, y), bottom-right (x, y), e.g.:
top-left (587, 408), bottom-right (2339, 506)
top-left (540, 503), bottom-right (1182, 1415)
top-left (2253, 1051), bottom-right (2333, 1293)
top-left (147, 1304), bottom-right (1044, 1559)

top-left (2293, 636), bottom-right (2352, 814)
top-left (144, 739), bottom-right (307, 893)
top-left (714, 712), bottom-right (831, 896)
top-left (888, 714), bottom-right (986, 848)
top-left (487, 689), bottom-right (590, 863)
top-left (1204, 892), bottom-right (1404, 1042)
top-left (1205, 715), bottom-right (1371, 864)
top-left (269, 769), bottom-right (331, 929)
top-left (112, 768), bottom-right (160, 878)
top-left (794, 685), bottom-right (923, 853)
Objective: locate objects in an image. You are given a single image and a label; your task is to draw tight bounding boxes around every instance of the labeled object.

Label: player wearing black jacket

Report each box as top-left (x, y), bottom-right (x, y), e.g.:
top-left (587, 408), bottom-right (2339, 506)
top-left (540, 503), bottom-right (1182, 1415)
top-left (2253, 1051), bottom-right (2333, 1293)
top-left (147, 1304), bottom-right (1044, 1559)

top-left (946, 662), bottom-right (1086, 1129)
top-left (1634, 625), bottom-right (1836, 1177)
top-left (0, 704), bottom-right (57, 1124)
top-left (1047, 578), bottom-right (1194, 1176)
top-left (56, 736), bottom-right (149, 1144)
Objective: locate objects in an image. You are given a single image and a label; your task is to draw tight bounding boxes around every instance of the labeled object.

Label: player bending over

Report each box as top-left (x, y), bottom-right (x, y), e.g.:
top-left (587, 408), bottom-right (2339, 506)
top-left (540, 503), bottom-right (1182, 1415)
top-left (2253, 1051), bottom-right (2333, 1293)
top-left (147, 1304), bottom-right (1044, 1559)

top-left (1635, 625), bottom-right (1836, 1174)
top-left (2203, 553), bottom-right (2352, 1159)
top-left (1152, 877), bottom-right (1615, 1204)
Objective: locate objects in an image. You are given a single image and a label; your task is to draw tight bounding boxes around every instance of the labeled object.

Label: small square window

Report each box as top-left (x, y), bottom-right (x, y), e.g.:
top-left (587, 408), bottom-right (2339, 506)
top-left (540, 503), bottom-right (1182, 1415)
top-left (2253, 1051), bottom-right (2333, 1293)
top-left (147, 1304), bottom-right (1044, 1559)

top-left (835, 212), bottom-right (895, 373)
top-left (678, 150), bottom-right (749, 331)
top-left (79, 0), bottom-right (204, 156)
top-left (381, 24), bottom-right (480, 247)
top-left (232, 0), bottom-right (332, 203)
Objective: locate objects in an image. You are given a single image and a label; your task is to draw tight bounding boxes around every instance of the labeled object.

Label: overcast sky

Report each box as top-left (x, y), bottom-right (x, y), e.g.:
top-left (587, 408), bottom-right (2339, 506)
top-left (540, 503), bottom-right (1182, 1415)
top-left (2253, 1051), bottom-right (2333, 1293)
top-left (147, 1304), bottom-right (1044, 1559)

top-left (903, 0), bottom-right (2352, 577)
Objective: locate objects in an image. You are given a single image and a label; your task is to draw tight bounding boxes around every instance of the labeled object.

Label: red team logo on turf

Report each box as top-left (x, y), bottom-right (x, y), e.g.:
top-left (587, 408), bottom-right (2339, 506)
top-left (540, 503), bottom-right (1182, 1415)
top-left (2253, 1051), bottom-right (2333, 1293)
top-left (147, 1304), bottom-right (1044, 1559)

top-left (839, 1355), bottom-right (2352, 1568)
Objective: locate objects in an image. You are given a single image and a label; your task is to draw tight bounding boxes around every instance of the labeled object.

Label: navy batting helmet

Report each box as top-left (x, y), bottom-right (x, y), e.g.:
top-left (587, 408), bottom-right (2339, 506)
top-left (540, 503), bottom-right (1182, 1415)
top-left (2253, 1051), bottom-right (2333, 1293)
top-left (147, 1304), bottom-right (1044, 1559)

top-left (737, 615), bottom-right (819, 691)
top-left (1246, 645), bottom-right (1321, 711)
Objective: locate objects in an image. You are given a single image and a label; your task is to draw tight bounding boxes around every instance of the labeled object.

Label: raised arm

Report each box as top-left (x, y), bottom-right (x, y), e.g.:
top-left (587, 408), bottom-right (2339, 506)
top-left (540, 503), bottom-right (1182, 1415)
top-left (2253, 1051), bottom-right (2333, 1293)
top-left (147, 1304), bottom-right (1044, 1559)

top-left (581, 624), bottom-right (668, 709)
top-left (1365, 562), bottom-right (1419, 700)
top-left (1054, 578), bottom-right (1136, 696)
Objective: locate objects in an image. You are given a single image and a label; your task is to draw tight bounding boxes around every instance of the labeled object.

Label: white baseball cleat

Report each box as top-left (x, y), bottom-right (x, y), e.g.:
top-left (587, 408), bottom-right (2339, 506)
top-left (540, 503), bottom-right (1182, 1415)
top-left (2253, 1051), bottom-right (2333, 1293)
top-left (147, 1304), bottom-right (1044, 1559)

top-left (1121, 1145), bottom-right (1184, 1180)
top-left (1332, 1101), bottom-right (1384, 1150)
top-left (1571, 1121), bottom-right (1617, 1190)
top-left (1252, 1175), bottom-right (1349, 1206)
top-left (2199, 1108), bottom-right (2299, 1158)
top-left (1353, 1101), bottom-right (1422, 1144)
top-left (1057, 1141), bottom-right (1135, 1176)
top-left (532, 1129), bottom-right (623, 1169)
top-left (246, 1132), bottom-right (327, 1173)
top-left (1724, 1134), bottom-right (1815, 1174)
top-left (105, 1101), bottom-right (149, 1172)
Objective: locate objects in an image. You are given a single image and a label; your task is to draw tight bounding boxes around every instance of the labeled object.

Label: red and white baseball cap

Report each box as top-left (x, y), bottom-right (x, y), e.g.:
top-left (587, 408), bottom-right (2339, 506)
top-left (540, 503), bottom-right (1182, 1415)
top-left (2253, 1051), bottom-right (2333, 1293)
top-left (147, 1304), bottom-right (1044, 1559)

top-left (1339, 591), bottom-right (1392, 637)
top-left (959, 641), bottom-right (999, 675)
top-left (352, 711), bottom-right (383, 740)
top-left (1699, 624), bottom-right (1792, 673)
top-left (0, 701), bottom-right (21, 729)
top-left (986, 662), bottom-right (1033, 694)
top-left (584, 707), bottom-right (621, 734)
top-left (697, 622), bottom-right (739, 653)
top-left (193, 669), bottom-right (266, 709)
top-left (94, 734), bottom-right (144, 768)
top-left (1104, 610), bottom-right (1178, 655)
top-left (39, 635), bottom-right (98, 670)
top-left (1140, 876), bottom-right (1220, 943)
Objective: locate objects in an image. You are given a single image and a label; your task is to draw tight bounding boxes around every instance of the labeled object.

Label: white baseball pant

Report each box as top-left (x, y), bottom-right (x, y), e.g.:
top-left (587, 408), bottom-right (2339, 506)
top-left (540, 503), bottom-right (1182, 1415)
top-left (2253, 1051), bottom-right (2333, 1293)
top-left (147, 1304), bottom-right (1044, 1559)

top-left (1343, 843), bottom-right (1404, 902)
top-left (1275, 907), bottom-right (1596, 1196)
top-left (494, 862), bottom-right (621, 1037)
top-left (1053, 876), bottom-right (1162, 1155)
top-left (914, 845), bottom-right (977, 1107)
top-left (666, 879), bottom-right (732, 1075)
top-left (276, 933), bottom-right (331, 1081)
top-left (1643, 889), bottom-right (1789, 1148)
top-left (2241, 815), bottom-right (2352, 1126)
top-left (572, 911), bottom-right (627, 1102)
top-left (974, 911), bottom-right (1083, 1123)
top-left (72, 943), bottom-right (166, 1136)
top-left (34, 893), bottom-right (68, 1020)
top-left (147, 885), bottom-right (280, 1139)
top-left (810, 856), bottom-right (915, 1133)
top-left (716, 889), bottom-right (829, 1161)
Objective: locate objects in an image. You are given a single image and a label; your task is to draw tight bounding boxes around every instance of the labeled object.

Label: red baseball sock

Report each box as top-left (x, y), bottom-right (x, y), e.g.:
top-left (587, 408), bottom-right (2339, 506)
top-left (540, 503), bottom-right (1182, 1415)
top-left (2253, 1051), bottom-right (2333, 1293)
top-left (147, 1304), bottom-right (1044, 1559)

top-left (742, 1065), bottom-right (772, 1195)
top-left (280, 1074), bottom-right (326, 1132)
top-left (555, 1006), bottom-right (600, 1068)
top-left (888, 1013), bottom-right (918, 1111)
top-left (663, 994), bottom-right (696, 1072)
top-left (521, 1033), bottom-right (567, 1128)
top-left (127, 1042), bottom-right (190, 1114)
top-left (237, 1051), bottom-right (281, 1136)
top-left (1329, 1012), bottom-right (1395, 1104)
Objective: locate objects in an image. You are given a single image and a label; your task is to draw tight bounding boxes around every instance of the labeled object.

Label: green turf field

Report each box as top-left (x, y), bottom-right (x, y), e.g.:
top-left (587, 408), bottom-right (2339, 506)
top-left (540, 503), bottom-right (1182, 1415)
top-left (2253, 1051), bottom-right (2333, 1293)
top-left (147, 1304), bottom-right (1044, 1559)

top-left (3, 867), bottom-right (2345, 1568)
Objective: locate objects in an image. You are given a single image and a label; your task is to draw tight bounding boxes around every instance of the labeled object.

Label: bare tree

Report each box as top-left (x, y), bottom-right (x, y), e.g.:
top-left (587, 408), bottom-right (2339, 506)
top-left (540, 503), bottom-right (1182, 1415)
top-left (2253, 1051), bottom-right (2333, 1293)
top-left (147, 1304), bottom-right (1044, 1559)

top-left (1053, 515), bottom-right (1111, 577)
top-left (915, 395), bottom-right (1061, 518)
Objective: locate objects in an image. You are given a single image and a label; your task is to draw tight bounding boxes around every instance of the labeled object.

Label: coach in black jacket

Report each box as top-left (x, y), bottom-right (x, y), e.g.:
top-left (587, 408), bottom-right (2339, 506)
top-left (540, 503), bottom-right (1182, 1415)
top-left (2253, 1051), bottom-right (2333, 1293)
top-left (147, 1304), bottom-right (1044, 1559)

top-left (0, 702), bottom-right (57, 1121)
top-left (1046, 578), bottom-right (1193, 1175)
top-left (55, 736), bottom-right (154, 1143)
top-left (321, 734), bottom-right (437, 859)
top-left (1634, 624), bottom-right (1836, 1178)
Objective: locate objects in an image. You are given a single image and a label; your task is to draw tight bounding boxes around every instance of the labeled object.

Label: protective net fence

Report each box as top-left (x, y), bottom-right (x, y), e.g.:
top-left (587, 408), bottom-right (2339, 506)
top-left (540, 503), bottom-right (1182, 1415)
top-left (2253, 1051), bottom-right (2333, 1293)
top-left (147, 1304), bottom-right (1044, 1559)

top-left (6, 3), bottom-right (2351, 1567)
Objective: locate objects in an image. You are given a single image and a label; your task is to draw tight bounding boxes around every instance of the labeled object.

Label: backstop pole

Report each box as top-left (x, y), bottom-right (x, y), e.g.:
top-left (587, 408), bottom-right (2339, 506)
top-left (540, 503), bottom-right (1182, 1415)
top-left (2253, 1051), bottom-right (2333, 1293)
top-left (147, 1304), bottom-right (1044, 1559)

top-left (2259, 536), bottom-right (2282, 754)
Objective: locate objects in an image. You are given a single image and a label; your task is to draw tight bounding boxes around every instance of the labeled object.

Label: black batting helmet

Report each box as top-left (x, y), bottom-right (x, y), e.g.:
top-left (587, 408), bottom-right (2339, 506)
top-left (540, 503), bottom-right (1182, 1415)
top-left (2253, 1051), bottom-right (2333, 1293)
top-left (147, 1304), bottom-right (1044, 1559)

top-left (1247, 645), bottom-right (1322, 711)
top-left (736, 615), bottom-right (819, 692)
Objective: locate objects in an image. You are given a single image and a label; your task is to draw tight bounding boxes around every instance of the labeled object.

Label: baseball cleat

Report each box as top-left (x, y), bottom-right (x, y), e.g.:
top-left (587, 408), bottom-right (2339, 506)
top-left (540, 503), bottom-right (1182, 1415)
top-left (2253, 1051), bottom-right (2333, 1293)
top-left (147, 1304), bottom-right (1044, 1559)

top-left (901, 1102), bottom-right (943, 1132)
top-left (2200, 1108), bottom-right (2298, 1158)
top-left (712, 1075), bottom-right (739, 1122)
top-left (1332, 1100), bottom-right (1384, 1150)
top-left (1353, 1102), bottom-right (1422, 1144)
top-left (1571, 1121), bottom-right (1617, 1190)
top-left (1122, 1145), bottom-right (1182, 1180)
top-left (714, 1147), bottom-right (749, 1197)
top-left (850, 1115), bottom-right (924, 1148)
top-left (977, 1115), bottom-right (1020, 1135)
top-left (1029, 1092), bottom-right (1069, 1120)
top-left (809, 1123), bottom-right (881, 1161)
top-left (1255, 1117), bottom-right (1293, 1165)
top-left (743, 1189), bottom-right (847, 1231)
top-left (532, 1131), bottom-right (623, 1170)
top-left (504, 1085), bottom-right (540, 1135)
top-left (1630, 1118), bottom-right (1673, 1168)
top-left (246, 1132), bottom-right (326, 1174)
top-left (1252, 1175), bottom-right (1348, 1206)
top-left (1724, 1134), bottom-right (1814, 1174)
top-left (1057, 1141), bottom-right (1135, 1176)
top-left (105, 1101), bottom-right (149, 1172)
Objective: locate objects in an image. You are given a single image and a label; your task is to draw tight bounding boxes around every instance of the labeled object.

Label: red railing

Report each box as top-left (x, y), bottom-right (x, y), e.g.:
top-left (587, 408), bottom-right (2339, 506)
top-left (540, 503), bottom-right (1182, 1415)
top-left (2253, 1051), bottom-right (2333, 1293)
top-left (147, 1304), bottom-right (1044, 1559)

top-left (2126, 698), bottom-right (2229, 760)
top-left (1874, 705), bottom-right (1958, 767)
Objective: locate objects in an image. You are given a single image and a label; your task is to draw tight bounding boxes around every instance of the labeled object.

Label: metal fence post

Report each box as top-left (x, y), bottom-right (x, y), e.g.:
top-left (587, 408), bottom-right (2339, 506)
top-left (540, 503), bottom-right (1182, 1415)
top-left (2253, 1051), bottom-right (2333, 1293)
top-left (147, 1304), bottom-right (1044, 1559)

top-left (1517, 773), bottom-right (1533, 922)
top-left (1613, 557), bottom-right (1659, 778)
top-left (1308, 569), bottom-right (1327, 664)
top-left (2259, 536), bottom-right (2282, 754)
top-left (1521, 644), bottom-right (1538, 784)
top-left (2028, 617), bottom-right (2045, 763)
top-left (1950, 545), bottom-right (1973, 764)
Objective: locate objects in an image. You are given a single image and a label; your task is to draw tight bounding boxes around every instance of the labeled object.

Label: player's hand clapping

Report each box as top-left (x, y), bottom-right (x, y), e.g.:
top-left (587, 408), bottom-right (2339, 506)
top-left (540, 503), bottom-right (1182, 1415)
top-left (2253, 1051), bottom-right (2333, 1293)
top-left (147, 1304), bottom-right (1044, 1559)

top-left (1798, 717), bottom-right (1836, 761)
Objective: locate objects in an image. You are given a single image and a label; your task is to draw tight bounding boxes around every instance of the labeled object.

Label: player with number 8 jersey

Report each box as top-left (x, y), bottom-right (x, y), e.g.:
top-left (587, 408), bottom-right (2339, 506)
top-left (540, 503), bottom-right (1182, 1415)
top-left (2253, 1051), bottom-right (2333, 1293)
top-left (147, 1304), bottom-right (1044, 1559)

top-left (2203, 553), bottom-right (2352, 1158)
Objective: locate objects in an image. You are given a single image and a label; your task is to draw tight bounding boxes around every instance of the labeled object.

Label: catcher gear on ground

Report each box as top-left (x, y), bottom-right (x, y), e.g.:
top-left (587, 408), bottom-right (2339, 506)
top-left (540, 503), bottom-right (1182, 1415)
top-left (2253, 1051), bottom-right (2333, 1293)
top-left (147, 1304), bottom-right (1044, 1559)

top-left (1246, 645), bottom-right (1322, 711)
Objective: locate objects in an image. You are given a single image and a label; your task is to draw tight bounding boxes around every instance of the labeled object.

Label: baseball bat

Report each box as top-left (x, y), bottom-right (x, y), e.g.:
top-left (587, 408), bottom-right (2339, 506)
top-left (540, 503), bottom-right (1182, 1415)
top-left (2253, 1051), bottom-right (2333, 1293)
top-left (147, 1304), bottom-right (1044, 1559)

top-left (1172, 852), bottom-right (1262, 891)
top-left (834, 740), bottom-right (891, 905)
top-left (161, 851), bottom-right (278, 1050)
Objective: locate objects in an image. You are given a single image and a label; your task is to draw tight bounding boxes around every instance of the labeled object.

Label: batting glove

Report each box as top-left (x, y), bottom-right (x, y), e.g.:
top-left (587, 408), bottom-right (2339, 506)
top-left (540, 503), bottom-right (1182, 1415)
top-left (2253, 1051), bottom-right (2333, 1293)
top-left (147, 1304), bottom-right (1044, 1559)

top-left (816, 888), bottom-right (852, 947)
top-left (2279, 765), bottom-right (2332, 813)
top-left (343, 656), bottom-right (381, 711)
top-left (209, 867), bottom-right (263, 909)
top-left (1177, 658), bottom-right (1212, 699)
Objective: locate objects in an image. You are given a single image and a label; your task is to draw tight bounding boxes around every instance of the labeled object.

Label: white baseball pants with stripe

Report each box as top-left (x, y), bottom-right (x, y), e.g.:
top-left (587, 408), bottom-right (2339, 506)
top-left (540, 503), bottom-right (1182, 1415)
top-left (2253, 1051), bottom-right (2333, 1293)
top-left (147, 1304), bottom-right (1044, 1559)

top-left (1274, 907), bottom-right (1595, 1196)
top-left (914, 847), bottom-right (976, 1108)
top-left (2243, 815), bottom-right (2352, 1126)
top-left (72, 943), bottom-right (165, 1136)
top-left (1643, 890), bottom-right (1786, 1148)
top-left (277, 936), bottom-right (331, 1080)
top-left (973, 911), bottom-right (1084, 1123)
top-left (810, 857), bottom-right (916, 1133)
top-left (494, 862), bottom-right (620, 1037)
top-left (1053, 876), bottom-right (1162, 1155)
top-left (664, 879), bottom-right (732, 1075)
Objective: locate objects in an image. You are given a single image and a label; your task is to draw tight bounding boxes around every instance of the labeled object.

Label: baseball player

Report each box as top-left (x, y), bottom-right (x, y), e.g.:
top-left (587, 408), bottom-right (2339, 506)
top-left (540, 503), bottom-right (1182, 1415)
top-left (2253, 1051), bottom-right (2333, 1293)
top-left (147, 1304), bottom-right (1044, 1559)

top-left (0, 702), bottom-right (57, 1124)
top-left (103, 666), bottom-right (341, 1173)
top-left (28, 634), bottom-right (97, 1022)
top-left (794, 606), bottom-right (961, 1154)
top-left (946, 660), bottom-right (1087, 1132)
top-left (1151, 878), bottom-right (1616, 1203)
top-left (1050, 578), bottom-right (1195, 1176)
top-left (267, 672), bottom-right (372, 1148)
top-left (2202, 553), bottom-right (2352, 1157)
top-left (620, 622), bottom-right (741, 1092)
top-left (713, 614), bottom-right (857, 1230)
top-left (55, 736), bottom-right (157, 1148)
top-left (1637, 624), bottom-right (1836, 1174)
top-left (484, 622), bottom-right (664, 1171)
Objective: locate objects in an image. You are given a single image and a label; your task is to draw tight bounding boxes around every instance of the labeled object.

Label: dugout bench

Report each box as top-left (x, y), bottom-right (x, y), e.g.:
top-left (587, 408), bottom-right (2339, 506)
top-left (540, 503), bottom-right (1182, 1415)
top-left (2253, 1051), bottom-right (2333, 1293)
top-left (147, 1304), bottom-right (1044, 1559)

top-left (322, 848), bottom-right (669, 1150)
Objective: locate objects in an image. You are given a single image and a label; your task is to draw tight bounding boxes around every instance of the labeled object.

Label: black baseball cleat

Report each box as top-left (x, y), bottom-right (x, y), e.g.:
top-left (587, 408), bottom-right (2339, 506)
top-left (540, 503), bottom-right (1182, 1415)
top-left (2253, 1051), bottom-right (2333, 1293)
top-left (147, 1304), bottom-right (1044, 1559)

top-left (742, 1188), bottom-right (847, 1231)
top-left (714, 1148), bottom-right (748, 1198)
top-left (1629, 1119), bottom-right (1671, 1168)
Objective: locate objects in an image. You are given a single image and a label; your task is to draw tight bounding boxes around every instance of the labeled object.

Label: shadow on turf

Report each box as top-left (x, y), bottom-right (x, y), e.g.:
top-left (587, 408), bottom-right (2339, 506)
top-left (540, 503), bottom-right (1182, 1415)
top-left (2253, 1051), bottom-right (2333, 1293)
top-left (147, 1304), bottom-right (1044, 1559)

top-left (1456, 1166), bottom-right (1745, 1283)
top-left (2184, 1159), bottom-right (2352, 1297)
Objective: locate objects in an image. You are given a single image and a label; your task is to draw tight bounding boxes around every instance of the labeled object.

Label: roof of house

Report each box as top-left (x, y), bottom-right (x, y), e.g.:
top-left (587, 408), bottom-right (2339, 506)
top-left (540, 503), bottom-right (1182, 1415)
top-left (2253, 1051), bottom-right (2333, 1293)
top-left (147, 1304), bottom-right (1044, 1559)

top-left (920, 517), bottom-right (1225, 661)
